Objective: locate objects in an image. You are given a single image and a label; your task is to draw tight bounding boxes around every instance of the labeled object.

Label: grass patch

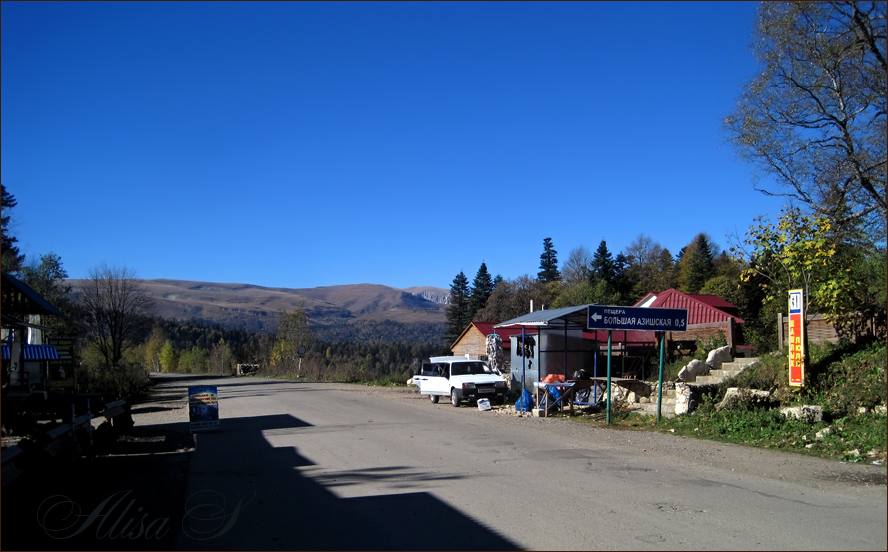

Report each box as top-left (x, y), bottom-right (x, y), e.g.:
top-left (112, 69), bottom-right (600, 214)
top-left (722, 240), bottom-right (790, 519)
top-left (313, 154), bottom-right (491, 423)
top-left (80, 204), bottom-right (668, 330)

top-left (554, 340), bottom-right (888, 463)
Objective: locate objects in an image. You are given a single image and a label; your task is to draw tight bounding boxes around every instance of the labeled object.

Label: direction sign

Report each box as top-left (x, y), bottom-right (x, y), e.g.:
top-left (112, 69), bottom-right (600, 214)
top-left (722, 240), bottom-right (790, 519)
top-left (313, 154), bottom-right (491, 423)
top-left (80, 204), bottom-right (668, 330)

top-left (587, 305), bottom-right (688, 332)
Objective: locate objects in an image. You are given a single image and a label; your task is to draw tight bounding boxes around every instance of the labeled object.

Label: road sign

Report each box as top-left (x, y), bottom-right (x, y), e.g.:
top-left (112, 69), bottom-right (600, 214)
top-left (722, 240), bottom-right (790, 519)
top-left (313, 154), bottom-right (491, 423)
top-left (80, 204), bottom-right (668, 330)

top-left (587, 305), bottom-right (688, 332)
top-left (788, 289), bottom-right (805, 387)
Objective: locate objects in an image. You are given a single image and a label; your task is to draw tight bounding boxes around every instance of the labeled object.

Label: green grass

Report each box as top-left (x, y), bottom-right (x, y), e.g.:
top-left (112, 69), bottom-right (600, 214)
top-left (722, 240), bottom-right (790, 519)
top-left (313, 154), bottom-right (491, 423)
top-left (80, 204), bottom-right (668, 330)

top-left (559, 340), bottom-right (888, 464)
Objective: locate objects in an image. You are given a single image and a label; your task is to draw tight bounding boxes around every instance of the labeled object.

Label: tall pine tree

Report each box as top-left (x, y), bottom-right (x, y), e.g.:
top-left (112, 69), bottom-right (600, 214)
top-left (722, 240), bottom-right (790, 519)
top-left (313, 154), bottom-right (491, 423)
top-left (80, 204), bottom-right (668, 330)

top-left (468, 262), bottom-right (494, 321)
top-left (590, 240), bottom-right (616, 285)
top-left (684, 233), bottom-right (716, 293)
top-left (444, 271), bottom-right (471, 345)
top-left (537, 237), bottom-right (561, 282)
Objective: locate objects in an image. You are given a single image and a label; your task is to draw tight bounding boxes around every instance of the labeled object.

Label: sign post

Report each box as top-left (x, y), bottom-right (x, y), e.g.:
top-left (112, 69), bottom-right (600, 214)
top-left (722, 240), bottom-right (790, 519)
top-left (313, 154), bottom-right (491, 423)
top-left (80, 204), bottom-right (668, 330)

top-left (788, 289), bottom-right (806, 387)
top-left (588, 305), bottom-right (688, 423)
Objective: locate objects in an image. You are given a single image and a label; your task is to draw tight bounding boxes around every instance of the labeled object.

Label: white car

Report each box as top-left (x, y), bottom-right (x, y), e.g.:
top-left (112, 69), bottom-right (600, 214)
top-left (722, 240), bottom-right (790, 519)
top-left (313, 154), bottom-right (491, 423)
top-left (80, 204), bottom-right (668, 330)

top-left (413, 356), bottom-right (508, 407)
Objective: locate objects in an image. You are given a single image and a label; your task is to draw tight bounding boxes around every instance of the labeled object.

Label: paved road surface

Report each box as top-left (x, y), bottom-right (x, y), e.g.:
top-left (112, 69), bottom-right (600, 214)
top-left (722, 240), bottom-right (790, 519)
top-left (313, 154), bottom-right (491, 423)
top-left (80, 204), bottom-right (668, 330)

top-left (157, 376), bottom-right (886, 550)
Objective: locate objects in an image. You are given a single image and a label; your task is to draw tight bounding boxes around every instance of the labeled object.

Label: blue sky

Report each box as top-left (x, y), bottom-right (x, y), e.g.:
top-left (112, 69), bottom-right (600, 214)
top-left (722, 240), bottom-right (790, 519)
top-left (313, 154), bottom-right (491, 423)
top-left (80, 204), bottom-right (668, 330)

top-left (2, 1), bottom-right (786, 290)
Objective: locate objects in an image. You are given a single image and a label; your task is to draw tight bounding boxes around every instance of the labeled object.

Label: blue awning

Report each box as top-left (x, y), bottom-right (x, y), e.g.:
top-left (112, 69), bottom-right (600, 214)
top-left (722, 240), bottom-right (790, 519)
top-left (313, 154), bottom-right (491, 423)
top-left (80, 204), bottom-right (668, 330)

top-left (1, 343), bottom-right (60, 360)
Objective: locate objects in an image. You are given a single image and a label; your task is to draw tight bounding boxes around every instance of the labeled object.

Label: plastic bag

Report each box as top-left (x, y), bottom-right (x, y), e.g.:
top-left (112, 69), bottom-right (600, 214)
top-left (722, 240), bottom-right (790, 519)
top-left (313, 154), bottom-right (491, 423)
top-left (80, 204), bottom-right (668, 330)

top-left (515, 389), bottom-right (535, 411)
top-left (477, 398), bottom-right (492, 411)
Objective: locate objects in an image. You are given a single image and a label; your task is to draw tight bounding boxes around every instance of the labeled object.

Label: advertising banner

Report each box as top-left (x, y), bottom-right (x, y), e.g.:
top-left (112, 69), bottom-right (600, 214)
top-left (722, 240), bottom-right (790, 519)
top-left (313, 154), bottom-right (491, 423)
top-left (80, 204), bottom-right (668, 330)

top-left (188, 386), bottom-right (220, 431)
top-left (788, 289), bottom-right (805, 387)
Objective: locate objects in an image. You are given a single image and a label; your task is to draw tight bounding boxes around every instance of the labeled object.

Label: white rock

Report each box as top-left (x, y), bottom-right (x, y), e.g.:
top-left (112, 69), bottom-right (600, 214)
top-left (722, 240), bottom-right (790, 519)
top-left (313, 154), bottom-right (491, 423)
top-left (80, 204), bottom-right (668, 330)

top-left (716, 387), bottom-right (771, 411)
top-left (678, 359), bottom-right (709, 383)
top-left (816, 426), bottom-right (833, 440)
top-left (780, 405), bottom-right (823, 423)
top-left (706, 346), bottom-right (733, 370)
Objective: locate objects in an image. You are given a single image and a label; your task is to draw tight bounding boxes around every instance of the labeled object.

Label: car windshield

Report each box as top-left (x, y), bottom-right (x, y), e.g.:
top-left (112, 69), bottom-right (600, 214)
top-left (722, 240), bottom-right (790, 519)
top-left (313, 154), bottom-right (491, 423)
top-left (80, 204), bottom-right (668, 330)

top-left (450, 362), bottom-right (491, 376)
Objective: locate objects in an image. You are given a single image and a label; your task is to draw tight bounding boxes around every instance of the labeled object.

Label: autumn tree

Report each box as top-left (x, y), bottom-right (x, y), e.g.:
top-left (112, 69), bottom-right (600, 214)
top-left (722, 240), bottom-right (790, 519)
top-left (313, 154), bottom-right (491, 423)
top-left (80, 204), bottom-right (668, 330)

top-left (561, 245), bottom-right (592, 285)
top-left (624, 234), bottom-right (666, 296)
top-left (725, 1), bottom-right (887, 241)
top-left (731, 206), bottom-right (882, 339)
top-left (143, 324), bottom-right (166, 373)
top-left (159, 340), bottom-right (178, 373)
top-left (271, 307), bottom-right (315, 371)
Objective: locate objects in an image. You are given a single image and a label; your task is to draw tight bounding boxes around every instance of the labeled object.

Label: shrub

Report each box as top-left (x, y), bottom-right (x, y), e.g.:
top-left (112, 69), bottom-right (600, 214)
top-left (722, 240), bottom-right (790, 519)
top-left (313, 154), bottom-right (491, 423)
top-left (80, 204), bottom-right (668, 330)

top-left (78, 345), bottom-right (151, 403)
top-left (814, 341), bottom-right (887, 417)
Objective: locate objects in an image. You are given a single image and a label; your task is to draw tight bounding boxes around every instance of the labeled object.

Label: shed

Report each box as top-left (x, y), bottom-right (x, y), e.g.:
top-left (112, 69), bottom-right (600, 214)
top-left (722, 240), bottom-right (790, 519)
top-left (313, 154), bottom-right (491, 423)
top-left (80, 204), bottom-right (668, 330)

top-left (494, 305), bottom-right (597, 393)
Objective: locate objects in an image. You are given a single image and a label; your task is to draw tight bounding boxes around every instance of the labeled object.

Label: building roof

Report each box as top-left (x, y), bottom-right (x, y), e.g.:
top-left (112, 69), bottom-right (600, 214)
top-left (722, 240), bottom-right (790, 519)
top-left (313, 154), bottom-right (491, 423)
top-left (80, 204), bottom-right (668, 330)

top-left (450, 322), bottom-right (527, 349)
top-left (634, 289), bottom-right (743, 325)
top-left (1, 272), bottom-right (67, 318)
top-left (494, 304), bottom-right (592, 330)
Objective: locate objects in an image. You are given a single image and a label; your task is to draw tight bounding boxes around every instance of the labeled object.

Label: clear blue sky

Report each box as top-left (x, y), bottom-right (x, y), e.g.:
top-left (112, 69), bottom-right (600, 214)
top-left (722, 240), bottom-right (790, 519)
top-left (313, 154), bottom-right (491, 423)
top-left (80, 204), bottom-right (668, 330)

top-left (2, 1), bottom-right (786, 290)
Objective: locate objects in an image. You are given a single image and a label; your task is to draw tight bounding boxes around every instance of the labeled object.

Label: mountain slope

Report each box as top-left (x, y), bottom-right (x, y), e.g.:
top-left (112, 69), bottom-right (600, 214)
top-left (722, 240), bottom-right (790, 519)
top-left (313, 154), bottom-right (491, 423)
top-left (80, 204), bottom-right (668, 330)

top-left (64, 279), bottom-right (450, 336)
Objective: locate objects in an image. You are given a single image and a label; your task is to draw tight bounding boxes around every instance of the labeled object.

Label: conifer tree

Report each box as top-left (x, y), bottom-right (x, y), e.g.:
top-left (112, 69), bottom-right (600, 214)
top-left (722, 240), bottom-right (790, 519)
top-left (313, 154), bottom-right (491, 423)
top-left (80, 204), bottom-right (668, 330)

top-left (468, 262), bottom-right (494, 321)
top-left (685, 233), bottom-right (716, 293)
top-left (537, 237), bottom-right (561, 282)
top-left (444, 271), bottom-right (471, 345)
top-left (590, 240), bottom-right (616, 285)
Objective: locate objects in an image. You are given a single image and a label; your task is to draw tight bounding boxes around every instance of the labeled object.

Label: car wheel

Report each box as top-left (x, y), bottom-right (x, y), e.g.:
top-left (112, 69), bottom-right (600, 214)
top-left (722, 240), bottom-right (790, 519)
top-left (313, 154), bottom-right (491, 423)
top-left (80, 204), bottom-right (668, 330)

top-left (430, 394), bottom-right (439, 404)
top-left (451, 389), bottom-right (461, 407)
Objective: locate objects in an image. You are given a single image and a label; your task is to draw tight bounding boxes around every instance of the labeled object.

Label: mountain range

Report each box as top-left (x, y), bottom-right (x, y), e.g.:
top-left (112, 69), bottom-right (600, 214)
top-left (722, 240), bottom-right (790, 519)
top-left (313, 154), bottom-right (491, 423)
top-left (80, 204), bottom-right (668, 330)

top-left (64, 279), bottom-right (451, 341)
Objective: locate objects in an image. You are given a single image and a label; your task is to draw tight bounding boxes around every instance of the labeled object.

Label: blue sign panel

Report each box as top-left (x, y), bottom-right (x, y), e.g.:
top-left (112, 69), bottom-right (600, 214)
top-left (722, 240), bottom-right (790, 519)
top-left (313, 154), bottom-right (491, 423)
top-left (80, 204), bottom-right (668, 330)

top-left (587, 305), bottom-right (688, 332)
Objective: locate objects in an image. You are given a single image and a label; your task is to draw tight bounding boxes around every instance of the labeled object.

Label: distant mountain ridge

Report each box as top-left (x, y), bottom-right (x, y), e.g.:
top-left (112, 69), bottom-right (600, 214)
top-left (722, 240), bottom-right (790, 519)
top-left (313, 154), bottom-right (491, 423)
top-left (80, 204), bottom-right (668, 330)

top-left (64, 279), bottom-right (450, 339)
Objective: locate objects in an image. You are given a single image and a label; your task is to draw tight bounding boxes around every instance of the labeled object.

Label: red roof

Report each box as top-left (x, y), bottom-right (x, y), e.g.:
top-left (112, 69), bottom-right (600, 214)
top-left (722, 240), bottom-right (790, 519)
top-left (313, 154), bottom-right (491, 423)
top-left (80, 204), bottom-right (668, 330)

top-left (635, 289), bottom-right (743, 325)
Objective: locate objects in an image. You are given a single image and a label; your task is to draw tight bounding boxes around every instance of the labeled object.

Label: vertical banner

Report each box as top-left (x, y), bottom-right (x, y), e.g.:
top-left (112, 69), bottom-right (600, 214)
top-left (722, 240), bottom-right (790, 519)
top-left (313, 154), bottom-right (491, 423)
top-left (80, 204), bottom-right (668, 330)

top-left (788, 289), bottom-right (805, 387)
top-left (189, 386), bottom-right (220, 431)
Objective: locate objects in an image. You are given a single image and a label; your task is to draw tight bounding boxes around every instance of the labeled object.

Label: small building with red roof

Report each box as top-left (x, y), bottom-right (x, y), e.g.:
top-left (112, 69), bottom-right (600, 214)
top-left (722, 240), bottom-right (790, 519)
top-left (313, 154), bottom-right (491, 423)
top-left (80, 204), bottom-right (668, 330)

top-left (634, 289), bottom-right (745, 353)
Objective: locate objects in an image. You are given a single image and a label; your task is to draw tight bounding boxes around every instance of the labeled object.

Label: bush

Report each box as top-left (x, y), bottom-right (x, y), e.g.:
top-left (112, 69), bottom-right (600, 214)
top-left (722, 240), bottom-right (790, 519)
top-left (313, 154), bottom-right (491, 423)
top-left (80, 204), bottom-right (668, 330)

top-left (814, 341), bottom-right (887, 417)
top-left (77, 343), bottom-right (151, 403)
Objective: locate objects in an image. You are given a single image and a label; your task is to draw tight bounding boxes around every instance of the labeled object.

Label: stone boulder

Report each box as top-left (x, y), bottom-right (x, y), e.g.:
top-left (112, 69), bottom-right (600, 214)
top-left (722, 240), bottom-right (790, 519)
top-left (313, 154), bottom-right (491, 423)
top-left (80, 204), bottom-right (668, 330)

top-left (780, 405), bottom-right (823, 423)
top-left (716, 387), bottom-right (772, 411)
top-left (706, 346), bottom-right (733, 370)
top-left (677, 359), bottom-right (709, 383)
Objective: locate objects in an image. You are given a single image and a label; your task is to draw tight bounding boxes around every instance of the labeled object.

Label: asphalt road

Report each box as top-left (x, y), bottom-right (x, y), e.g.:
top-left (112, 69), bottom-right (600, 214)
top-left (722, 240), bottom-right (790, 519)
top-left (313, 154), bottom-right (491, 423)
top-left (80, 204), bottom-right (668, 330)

top-left (12, 375), bottom-right (882, 551)
top-left (149, 375), bottom-right (885, 551)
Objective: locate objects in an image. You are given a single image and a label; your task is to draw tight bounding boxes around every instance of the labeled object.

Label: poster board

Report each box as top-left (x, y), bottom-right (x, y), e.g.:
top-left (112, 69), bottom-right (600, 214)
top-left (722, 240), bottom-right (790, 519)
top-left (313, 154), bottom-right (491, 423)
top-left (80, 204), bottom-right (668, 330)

top-left (188, 386), bottom-right (220, 431)
top-left (788, 289), bottom-right (805, 387)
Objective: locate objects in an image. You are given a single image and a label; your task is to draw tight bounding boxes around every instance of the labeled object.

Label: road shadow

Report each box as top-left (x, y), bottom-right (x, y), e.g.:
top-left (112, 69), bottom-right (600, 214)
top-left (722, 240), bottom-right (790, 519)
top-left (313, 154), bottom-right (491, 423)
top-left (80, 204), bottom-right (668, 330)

top-left (178, 414), bottom-right (520, 551)
top-left (1, 421), bottom-right (194, 551)
top-left (4, 379), bottom-right (519, 551)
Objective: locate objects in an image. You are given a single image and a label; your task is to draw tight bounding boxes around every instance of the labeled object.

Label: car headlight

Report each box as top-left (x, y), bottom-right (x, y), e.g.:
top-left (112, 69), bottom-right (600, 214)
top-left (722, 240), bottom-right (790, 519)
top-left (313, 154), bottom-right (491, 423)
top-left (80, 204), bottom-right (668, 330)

top-left (463, 382), bottom-right (476, 389)
top-left (495, 381), bottom-right (506, 388)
